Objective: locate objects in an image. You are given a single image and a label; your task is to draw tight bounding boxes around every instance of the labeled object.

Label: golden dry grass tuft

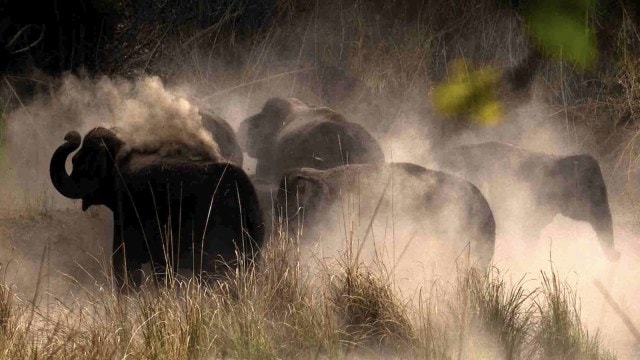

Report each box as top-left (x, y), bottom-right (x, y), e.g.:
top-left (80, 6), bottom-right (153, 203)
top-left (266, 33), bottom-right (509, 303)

top-left (0, 222), bottom-right (619, 359)
top-left (0, 1), bottom-right (637, 358)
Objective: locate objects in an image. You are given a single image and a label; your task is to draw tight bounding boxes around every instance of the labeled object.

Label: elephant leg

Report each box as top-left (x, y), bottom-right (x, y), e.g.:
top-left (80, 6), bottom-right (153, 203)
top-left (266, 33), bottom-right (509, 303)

top-left (192, 229), bottom-right (240, 274)
top-left (113, 214), bottom-right (150, 291)
top-left (112, 230), bottom-right (144, 291)
top-left (175, 241), bottom-right (227, 284)
top-left (173, 227), bottom-right (214, 279)
top-left (181, 225), bottom-right (244, 282)
top-left (111, 231), bottom-right (127, 290)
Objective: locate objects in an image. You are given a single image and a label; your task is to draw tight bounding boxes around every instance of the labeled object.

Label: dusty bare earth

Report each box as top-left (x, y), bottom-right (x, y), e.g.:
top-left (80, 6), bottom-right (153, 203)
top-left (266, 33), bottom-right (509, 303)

top-left (0, 207), bottom-right (112, 300)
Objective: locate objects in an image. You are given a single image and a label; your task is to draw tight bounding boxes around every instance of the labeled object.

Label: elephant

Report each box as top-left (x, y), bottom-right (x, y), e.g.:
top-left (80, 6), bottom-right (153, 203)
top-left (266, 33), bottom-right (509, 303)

top-left (437, 141), bottom-right (620, 261)
top-left (238, 97), bottom-right (385, 183)
top-left (276, 163), bottom-right (496, 268)
top-left (200, 110), bottom-right (244, 166)
top-left (49, 127), bottom-right (264, 290)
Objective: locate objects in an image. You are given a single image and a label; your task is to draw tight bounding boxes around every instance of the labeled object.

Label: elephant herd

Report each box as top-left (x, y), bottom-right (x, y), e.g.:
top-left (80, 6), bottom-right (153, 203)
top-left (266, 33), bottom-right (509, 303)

top-left (49, 97), bottom-right (620, 290)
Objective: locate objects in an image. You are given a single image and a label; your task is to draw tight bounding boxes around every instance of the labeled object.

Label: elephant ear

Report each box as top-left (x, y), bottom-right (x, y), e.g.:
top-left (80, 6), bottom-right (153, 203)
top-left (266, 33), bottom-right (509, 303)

top-left (549, 155), bottom-right (603, 204)
top-left (89, 127), bottom-right (127, 179)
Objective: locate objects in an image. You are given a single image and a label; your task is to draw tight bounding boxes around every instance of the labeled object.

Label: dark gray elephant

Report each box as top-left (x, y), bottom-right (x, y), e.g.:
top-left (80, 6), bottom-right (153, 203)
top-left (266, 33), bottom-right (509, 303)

top-left (200, 110), bottom-right (244, 166)
top-left (49, 127), bottom-right (264, 290)
top-left (276, 163), bottom-right (496, 267)
top-left (238, 97), bottom-right (385, 183)
top-left (437, 141), bottom-right (620, 261)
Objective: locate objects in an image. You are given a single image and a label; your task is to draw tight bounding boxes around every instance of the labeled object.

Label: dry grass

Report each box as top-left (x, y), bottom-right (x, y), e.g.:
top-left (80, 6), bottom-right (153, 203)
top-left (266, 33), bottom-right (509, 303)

top-left (0, 220), bottom-right (618, 359)
top-left (0, 1), bottom-right (636, 359)
top-left (532, 271), bottom-right (616, 360)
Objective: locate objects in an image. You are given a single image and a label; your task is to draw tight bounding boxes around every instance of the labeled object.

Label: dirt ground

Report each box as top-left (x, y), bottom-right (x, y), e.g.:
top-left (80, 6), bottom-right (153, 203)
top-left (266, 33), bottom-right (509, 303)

top-left (0, 207), bottom-right (112, 300)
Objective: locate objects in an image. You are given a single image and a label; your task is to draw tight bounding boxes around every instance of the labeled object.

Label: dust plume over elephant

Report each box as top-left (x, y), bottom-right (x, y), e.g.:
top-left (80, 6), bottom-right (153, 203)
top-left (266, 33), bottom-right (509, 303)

top-left (238, 97), bottom-right (385, 183)
top-left (437, 141), bottom-right (620, 262)
top-left (277, 163), bottom-right (496, 268)
top-left (49, 127), bottom-right (264, 290)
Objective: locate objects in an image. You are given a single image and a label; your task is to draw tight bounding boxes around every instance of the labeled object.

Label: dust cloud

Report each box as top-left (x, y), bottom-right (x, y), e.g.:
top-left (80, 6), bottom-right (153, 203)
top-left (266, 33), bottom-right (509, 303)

top-left (2, 70), bottom-right (638, 360)
top-left (4, 75), bottom-right (223, 207)
top-left (262, 63), bottom-right (640, 357)
top-left (0, 75), bottom-right (228, 299)
top-left (0, 4), bottom-right (639, 358)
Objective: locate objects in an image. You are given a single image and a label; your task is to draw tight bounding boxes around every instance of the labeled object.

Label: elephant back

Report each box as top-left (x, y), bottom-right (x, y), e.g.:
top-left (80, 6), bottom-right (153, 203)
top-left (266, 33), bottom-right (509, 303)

top-left (273, 114), bottom-right (384, 182)
top-left (280, 163), bottom-right (495, 268)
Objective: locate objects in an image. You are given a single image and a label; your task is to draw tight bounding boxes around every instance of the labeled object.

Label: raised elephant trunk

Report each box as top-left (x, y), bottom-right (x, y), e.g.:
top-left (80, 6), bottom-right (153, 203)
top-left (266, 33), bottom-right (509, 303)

top-left (50, 131), bottom-right (92, 199)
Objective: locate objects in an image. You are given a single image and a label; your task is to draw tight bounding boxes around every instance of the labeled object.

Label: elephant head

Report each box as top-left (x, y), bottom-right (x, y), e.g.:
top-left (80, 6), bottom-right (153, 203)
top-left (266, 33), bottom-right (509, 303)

top-left (276, 168), bottom-right (330, 228)
top-left (50, 127), bottom-right (123, 211)
top-left (550, 155), bottom-right (620, 262)
top-left (238, 97), bottom-right (302, 158)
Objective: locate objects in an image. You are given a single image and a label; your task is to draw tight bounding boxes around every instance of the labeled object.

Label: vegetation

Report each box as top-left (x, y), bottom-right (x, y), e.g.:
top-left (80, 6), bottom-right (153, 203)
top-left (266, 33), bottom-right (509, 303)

top-left (0, 227), bottom-right (617, 359)
top-left (0, 0), bottom-right (637, 358)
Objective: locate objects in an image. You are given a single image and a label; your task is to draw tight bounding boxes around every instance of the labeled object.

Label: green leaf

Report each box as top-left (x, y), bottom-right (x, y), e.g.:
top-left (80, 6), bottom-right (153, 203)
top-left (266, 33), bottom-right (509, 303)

top-left (525, 0), bottom-right (597, 69)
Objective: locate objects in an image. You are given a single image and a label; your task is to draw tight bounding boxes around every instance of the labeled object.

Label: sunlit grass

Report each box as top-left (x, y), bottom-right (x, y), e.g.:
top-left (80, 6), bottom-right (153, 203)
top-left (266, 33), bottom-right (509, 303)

top-left (533, 271), bottom-right (616, 360)
top-left (0, 220), bottom-right (618, 359)
top-left (0, 1), bottom-right (636, 358)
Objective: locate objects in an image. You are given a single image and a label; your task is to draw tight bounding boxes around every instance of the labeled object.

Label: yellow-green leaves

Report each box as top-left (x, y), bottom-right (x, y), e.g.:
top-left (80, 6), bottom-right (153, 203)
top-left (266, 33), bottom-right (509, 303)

top-left (432, 0), bottom-right (598, 127)
top-left (433, 59), bottom-right (503, 126)
top-left (525, 0), bottom-right (597, 69)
